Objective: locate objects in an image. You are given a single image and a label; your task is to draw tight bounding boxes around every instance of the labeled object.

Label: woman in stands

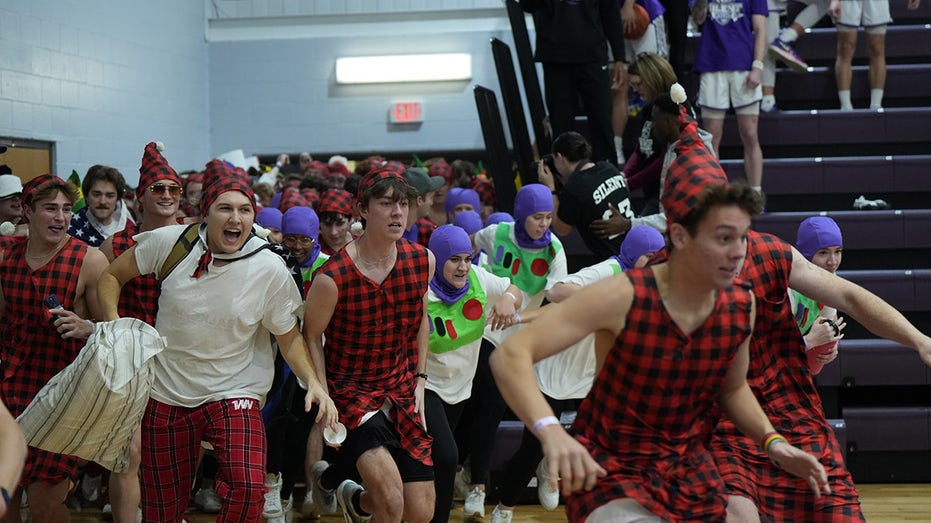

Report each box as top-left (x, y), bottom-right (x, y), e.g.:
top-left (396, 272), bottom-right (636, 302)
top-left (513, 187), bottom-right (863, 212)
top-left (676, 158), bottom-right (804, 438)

top-left (789, 216), bottom-right (846, 374)
top-left (423, 224), bottom-right (521, 523)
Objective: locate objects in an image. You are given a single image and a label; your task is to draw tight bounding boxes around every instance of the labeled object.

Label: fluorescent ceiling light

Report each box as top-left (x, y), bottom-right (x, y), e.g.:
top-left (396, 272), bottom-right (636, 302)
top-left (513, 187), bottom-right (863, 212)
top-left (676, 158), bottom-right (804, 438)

top-left (336, 53), bottom-right (472, 84)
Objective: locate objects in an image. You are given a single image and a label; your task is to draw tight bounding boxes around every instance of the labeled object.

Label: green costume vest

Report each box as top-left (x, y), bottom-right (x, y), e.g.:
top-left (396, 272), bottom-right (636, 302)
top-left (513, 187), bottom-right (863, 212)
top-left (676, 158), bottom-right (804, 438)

top-left (489, 223), bottom-right (561, 296)
top-left (428, 270), bottom-right (487, 354)
top-left (791, 289), bottom-right (822, 335)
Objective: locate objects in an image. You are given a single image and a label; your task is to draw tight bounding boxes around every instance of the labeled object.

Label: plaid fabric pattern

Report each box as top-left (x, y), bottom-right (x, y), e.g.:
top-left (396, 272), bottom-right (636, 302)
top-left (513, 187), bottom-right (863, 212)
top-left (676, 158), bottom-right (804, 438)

top-left (318, 189), bottom-right (354, 216)
top-left (137, 142), bottom-right (181, 198)
top-left (21, 173), bottom-right (67, 206)
top-left (201, 159), bottom-right (255, 214)
top-left (319, 239), bottom-right (433, 465)
top-left (140, 397), bottom-right (267, 522)
top-left (712, 231), bottom-right (864, 522)
top-left (1, 236), bottom-right (88, 485)
top-left (470, 176), bottom-right (496, 208)
top-left (306, 160), bottom-right (330, 175)
top-left (357, 165), bottom-right (411, 200)
top-left (112, 222), bottom-right (160, 325)
top-left (278, 187), bottom-right (307, 212)
top-left (661, 119), bottom-right (728, 229)
top-left (415, 216), bottom-right (436, 247)
top-left (429, 160), bottom-right (454, 185)
top-left (567, 268), bottom-right (753, 522)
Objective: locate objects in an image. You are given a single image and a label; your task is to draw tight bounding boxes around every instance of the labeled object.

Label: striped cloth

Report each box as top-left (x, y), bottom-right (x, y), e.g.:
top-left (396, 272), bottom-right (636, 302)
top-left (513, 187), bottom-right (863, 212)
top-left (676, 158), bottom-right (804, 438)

top-left (17, 317), bottom-right (166, 472)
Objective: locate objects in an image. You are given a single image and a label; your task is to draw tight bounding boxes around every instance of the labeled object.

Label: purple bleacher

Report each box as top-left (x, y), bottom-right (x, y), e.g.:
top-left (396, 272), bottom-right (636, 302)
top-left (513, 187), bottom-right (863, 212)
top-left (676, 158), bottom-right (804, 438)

top-left (915, 270), bottom-right (931, 310)
top-left (836, 270), bottom-right (916, 311)
top-left (775, 64), bottom-right (931, 107)
top-left (754, 210), bottom-right (931, 250)
top-left (843, 407), bottom-right (930, 452)
top-left (817, 339), bottom-right (929, 387)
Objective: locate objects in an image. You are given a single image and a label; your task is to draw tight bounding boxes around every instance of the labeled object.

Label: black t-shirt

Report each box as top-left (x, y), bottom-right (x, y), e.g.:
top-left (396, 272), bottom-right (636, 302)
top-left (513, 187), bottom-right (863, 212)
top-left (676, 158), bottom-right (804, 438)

top-left (557, 161), bottom-right (634, 260)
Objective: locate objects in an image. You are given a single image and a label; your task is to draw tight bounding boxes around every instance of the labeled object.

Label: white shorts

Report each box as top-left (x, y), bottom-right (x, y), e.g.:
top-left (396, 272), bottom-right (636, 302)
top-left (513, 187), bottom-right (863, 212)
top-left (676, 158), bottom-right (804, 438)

top-left (698, 70), bottom-right (762, 112)
top-left (767, 0), bottom-right (787, 13)
top-left (837, 0), bottom-right (891, 28)
top-left (586, 498), bottom-right (664, 523)
top-left (625, 18), bottom-right (670, 61)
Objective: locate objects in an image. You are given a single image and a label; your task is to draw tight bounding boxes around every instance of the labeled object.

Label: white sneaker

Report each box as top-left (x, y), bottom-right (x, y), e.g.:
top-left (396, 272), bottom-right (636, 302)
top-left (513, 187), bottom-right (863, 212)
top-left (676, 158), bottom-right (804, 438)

top-left (81, 473), bottom-right (103, 503)
top-left (491, 506), bottom-right (513, 523)
top-left (193, 486), bottom-right (222, 514)
top-left (266, 494), bottom-right (293, 523)
top-left (463, 487), bottom-right (486, 519)
top-left (263, 472), bottom-right (284, 518)
top-left (307, 460), bottom-right (338, 516)
top-left (453, 466), bottom-right (471, 502)
top-left (535, 460), bottom-right (559, 510)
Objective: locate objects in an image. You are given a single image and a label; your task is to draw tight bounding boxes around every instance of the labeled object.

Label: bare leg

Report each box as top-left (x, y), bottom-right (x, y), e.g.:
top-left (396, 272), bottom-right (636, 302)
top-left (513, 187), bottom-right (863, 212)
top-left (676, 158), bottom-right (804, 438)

top-left (109, 428), bottom-right (142, 523)
top-left (703, 117), bottom-right (725, 158)
top-left (866, 32), bottom-right (886, 89)
top-left (835, 29), bottom-right (858, 109)
top-left (26, 480), bottom-right (72, 522)
top-left (356, 446), bottom-right (405, 523)
top-left (736, 113), bottom-right (763, 188)
top-left (726, 494), bottom-right (762, 523)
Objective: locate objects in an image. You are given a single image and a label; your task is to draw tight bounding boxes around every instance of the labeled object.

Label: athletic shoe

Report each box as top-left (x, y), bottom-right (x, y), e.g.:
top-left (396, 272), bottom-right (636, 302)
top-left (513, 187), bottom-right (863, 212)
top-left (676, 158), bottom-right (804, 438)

top-left (263, 472), bottom-right (283, 518)
top-left (853, 195), bottom-right (891, 210)
top-left (81, 473), bottom-right (103, 503)
top-left (463, 487), bottom-right (486, 519)
top-left (336, 479), bottom-right (372, 523)
top-left (306, 460), bottom-right (338, 516)
top-left (453, 466), bottom-right (471, 501)
top-left (760, 104), bottom-right (780, 114)
top-left (769, 39), bottom-right (808, 71)
top-left (491, 506), bottom-right (513, 523)
top-left (535, 460), bottom-right (560, 510)
top-left (193, 486), bottom-right (222, 514)
top-left (267, 494), bottom-right (294, 523)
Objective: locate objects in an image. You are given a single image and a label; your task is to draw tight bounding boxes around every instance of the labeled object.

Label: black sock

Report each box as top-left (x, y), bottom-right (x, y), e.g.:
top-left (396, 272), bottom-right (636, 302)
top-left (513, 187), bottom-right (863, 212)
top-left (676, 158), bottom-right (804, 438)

top-left (352, 489), bottom-right (371, 516)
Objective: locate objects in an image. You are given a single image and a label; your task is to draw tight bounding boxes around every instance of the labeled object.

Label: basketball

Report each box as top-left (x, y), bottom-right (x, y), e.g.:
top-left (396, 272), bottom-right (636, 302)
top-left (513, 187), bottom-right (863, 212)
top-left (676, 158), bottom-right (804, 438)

top-left (624, 4), bottom-right (651, 40)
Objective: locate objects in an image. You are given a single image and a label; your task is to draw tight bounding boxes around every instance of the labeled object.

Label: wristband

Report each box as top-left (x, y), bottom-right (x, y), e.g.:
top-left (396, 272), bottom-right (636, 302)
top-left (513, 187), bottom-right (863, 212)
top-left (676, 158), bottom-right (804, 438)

top-left (761, 432), bottom-right (788, 454)
top-left (414, 372), bottom-right (428, 381)
top-left (532, 415), bottom-right (561, 435)
top-left (503, 291), bottom-right (518, 303)
top-left (751, 60), bottom-right (764, 70)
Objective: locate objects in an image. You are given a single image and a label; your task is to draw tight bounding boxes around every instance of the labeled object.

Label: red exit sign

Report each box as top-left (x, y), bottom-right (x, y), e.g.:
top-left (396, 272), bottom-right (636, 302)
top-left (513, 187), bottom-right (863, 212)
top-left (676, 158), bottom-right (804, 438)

top-left (390, 102), bottom-right (424, 123)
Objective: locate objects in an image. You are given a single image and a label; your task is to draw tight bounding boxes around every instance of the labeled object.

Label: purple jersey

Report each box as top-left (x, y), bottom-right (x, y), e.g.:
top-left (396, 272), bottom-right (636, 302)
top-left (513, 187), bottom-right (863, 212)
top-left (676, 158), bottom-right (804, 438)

top-left (692, 0), bottom-right (767, 72)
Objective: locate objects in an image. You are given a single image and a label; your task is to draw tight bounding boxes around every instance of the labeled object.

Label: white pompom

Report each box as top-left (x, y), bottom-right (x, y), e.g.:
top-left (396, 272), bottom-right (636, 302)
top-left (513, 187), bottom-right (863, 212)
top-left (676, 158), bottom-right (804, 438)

top-left (0, 221), bottom-right (15, 236)
top-left (670, 83), bottom-right (687, 104)
top-left (350, 220), bottom-right (364, 236)
top-left (155, 141), bottom-right (165, 151)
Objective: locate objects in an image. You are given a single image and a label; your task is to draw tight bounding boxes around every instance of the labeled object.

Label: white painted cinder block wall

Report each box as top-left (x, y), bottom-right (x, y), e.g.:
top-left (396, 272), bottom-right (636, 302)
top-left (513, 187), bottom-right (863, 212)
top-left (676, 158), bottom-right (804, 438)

top-left (1, 0), bottom-right (533, 185)
top-left (0, 0), bottom-right (210, 185)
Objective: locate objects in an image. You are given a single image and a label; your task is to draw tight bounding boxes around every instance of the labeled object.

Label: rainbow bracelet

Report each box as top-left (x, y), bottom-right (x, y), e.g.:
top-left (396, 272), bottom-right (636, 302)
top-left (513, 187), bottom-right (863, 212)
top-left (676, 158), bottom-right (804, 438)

top-left (761, 432), bottom-right (788, 454)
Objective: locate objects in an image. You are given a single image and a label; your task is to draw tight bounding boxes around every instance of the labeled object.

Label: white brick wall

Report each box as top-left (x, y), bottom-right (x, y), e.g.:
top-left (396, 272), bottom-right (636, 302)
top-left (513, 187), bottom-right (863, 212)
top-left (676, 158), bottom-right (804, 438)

top-left (0, 0), bottom-right (210, 185)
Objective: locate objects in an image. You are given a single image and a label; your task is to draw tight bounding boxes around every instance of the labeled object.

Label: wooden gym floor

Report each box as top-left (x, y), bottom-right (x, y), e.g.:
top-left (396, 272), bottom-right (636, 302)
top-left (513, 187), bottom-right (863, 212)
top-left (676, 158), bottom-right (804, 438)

top-left (63, 483), bottom-right (931, 522)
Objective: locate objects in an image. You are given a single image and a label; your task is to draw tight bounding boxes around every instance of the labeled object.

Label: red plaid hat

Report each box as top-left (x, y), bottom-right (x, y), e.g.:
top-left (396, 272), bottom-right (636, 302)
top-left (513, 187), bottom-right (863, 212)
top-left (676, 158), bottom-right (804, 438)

top-left (306, 160), bottom-right (330, 175)
top-left (278, 187), bottom-right (307, 212)
top-left (470, 177), bottom-right (496, 208)
top-left (357, 165), bottom-right (411, 200)
top-left (201, 159), bottom-right (255, 214)
top-left (184, 172), bottom-right (204, 191)
top-left (328, 162), bottom-right (350, 179)
top-left (428, 159), bottom-right (454, 185)
top-left (318, 189), bottom-right (353, 216)
top-left (138, 141), bottom-right (182, 198)
top-left (300, 188), bottom-right (320, 207)
top-left (370, 160), bottom-right (406, 176)
top-left (22, 174), bottom-right (68, 206)
top-left (661, 119), bottom-right (728, 229)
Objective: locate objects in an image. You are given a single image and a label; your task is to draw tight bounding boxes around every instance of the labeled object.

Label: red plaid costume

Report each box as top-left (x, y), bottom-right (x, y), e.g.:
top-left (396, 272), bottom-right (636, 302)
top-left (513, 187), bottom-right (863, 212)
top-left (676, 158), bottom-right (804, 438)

top-left (319, 239), bottom-right (433, 466)
top-left (712, 231), bottom-right (863, 522)
top-left (111, 222), bottom-right (160, 326)
top-left (567, 268), bottom-right (753, 522)
top-left (470, 176), bottom-right (496, 209)
top-left (415, 216), bottom-right (436, 247)
top-left (0, 236), bottom-right (88, 485)
top-left (140, 397), bottom-right (266, 522)
top-left (318, 189), bottom-right (354, 217)
top-left (661, 117), bottom-right (728, 229)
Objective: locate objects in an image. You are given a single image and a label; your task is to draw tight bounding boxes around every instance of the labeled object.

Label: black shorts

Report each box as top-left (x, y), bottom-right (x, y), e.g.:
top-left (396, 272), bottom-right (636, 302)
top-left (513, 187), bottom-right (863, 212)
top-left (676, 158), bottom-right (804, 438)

top-left (335, 410), bottom-right (434, 483)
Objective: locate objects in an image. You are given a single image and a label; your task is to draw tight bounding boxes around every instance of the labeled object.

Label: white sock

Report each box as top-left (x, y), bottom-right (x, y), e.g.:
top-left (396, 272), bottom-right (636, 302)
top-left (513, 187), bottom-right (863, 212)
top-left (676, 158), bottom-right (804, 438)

top-left (751, 186), bottom-right (762, 194)
top-left (761, 95), bottom-right (776, 112)
top-left (870, 89), bottom-right (884, 109)
top-left (780, 27), bottom-right (800, 43)
top-left (838, 90), bottom-right (853, 110)
top-left (614, 136), bottom-right (625, 164)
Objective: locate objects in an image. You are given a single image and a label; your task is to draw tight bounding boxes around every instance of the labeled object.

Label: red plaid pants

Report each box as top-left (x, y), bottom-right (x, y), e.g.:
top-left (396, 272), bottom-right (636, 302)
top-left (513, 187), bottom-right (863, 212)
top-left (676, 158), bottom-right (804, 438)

top-left (139, 397), bottom-right (267, 522)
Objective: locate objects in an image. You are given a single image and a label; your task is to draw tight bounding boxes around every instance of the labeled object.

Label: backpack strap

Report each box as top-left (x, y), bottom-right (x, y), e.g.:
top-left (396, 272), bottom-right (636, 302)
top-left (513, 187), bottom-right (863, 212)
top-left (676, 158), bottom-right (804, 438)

top-left (157, 223), bottom-right (201, 280)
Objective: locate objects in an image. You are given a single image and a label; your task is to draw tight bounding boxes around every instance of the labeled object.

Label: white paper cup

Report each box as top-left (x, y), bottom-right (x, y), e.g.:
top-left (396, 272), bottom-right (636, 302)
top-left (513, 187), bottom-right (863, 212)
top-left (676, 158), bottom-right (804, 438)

top-left (324, 422), bottom-right (347, 446)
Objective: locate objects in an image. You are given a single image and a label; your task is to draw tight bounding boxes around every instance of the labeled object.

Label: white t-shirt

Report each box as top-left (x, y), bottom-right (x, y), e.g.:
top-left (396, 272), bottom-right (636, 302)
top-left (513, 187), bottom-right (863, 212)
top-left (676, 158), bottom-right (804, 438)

top-left (134, 224), bottom-right (302, 407)
top-left (534, 257), bottom-right (619, 400)
top-left (473, 223), bottom-right (568, 346)
top-left (425, 266), bottom-right (511, 405)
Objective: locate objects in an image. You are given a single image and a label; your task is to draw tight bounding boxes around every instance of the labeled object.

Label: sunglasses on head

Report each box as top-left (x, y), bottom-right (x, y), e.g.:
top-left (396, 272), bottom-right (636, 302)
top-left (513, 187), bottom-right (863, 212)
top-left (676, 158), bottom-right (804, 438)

top-left (147, 184), bottom-right (183, 196)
